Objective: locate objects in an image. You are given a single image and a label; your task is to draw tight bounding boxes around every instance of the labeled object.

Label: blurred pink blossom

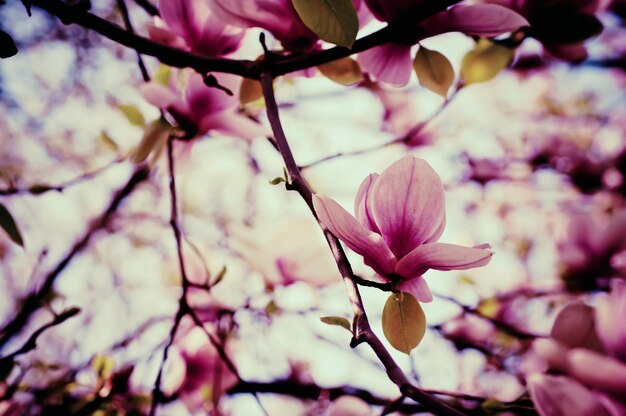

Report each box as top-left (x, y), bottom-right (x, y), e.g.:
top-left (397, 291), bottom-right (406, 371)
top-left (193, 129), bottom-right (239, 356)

top-left (559, 209), bottom-right (626, 290)
top-left (358, 3), bottom-right (529, 85)
top-left (526, 284), bottom-right (626, 416)
top-left (477, 0), bottom-right (609, 61)
top-left (140, 69), bottom-right (265, 141)
top-left (229, 216), bottom-right (341, 288)
top-left (313, 156), bottom-right (493, 302)
top-left (147, 0), bottom-right (244, 56)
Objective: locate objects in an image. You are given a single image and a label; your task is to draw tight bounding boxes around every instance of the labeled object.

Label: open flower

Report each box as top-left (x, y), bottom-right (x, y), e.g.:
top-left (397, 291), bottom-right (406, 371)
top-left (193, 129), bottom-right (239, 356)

top-left (358, 3), bottom-right (529, 85)
top-left (147, 0), bottom-right (243, 57)
top-left (140, 69), bottom-right (265, 141)
top-left (313, 156), bottom-right (493, 302)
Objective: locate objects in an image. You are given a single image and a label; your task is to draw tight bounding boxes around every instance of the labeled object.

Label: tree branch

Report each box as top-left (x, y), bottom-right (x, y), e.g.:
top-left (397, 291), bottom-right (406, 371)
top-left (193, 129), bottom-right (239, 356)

top-left (0, 166), bottom-right (149, 351)
top-left (260, 71), bottom-right (467, 416)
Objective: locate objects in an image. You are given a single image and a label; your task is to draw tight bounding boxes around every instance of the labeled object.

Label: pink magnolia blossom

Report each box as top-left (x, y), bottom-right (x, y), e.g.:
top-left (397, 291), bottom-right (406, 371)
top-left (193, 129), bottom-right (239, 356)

top-left (206, 0), bottom-right (369, 52)
top-left (477, 0), bottom-right (609, 61)
top-left (140, 69), bottom-right (265, 141)
top-left (147, 0), bottom-right (243, 56)
top-left (313, 156), bottom-right (493, 302)
top-left (358, 3), bottom-right (529, 86)
top-left (324, 396), bottom-right (374, 416)
top-left (526, 288), bottom-right (626, 416)
top-left (206, 0), bottom-right (319, 52)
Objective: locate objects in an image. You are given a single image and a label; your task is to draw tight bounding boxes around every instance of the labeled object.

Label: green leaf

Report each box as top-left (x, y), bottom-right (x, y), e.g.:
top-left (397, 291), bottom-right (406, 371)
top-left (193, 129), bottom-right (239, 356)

top-left (320, 316), bottom-right (352, 332)
top-left (118, 104), bottom-right (146, 127)
top-left (291, 0), bottom-right (358, 48)
top-left (0, 203), bottom-right (24, 247)
top-left (413, 46), bottom-right (455, 97)
top-left (382, 292), bottom-right (426, 354)
top-left (460, 39), bottom-right (514, 85)
top-left (318, 56), bottom-right (363, 86)
top-left (269, 176), bottom-right (286, 185)
top-left (132, 119), bottom-right (172, 164)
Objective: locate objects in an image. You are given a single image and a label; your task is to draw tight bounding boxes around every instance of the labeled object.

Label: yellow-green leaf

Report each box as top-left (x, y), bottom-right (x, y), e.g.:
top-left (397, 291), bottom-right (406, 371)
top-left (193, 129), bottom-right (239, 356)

top-left (118, 104), bottom-right (146, 127)
top-left (318, 56), bottom-right (363, 86)
top-left (291, 0), bottom-right (358, 48)
top-left (154, 64), bottom-right (171, 86)
top-left (239, 77), bottom-right (264, 106)
top-left (382, 292), bottom-right (426, 354)
top-left (320, 316), bottom-right (352, 332)
top-left (460, 39), bottom-right (514, 85)
top-left (92, 355), bottom-right (114, 379)
top-left (0, 203), bottom-right (24, 247)
top-left (413, 46), bottom-right (455, 97)
top-left (132, 119), bottom-right (171, 164)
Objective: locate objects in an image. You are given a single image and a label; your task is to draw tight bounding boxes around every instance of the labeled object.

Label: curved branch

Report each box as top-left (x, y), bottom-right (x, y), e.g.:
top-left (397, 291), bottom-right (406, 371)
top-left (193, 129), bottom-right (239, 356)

top-left (260, 71), bottom-right (467, 416)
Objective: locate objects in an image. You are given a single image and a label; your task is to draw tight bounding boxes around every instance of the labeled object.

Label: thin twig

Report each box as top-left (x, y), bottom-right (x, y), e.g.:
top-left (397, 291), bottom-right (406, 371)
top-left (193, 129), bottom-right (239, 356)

top-left (116, 0), bottom-right (150, 82)
top-left (0, 166), bottom-right (150, 350)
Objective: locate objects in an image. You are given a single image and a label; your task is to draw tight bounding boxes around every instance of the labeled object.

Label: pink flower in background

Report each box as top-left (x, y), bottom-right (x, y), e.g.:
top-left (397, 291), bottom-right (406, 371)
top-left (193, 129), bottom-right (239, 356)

top-left (324, 396), bottom-right (373, 416)
top-left (147, 0), bottom-right (243, 56)
top-left (171, 329), bottom-right (238, 413)
top-left (358, 3), bottom-right (529, 85)
top-left (559, 209), bottom-right (626, 291)
top-left (229, 217), bottom-right (341, 288)
top-left (140, 69), bottom-right (265, 140)
top-left (313, 156), bottom-right (493, 302)
top-left (477, 0), bottom-right (608, 61)
top-left (526, 285), bottom-right (626, 416)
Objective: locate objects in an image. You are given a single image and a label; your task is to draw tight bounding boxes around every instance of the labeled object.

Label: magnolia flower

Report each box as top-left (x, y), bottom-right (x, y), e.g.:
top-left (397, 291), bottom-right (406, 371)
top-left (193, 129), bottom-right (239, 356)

top-left (324, 396), bottom-right (374, 416)
top-left (206, 0), bottom-right (319, 52)
top-left (559, 209), bottom-right (626, 290)
top-left (477, 0), bottom-right (609, 61)
top-left (313, 156), bottom-right (493, 302)
top-left (147, 0), bottom-right (243, 56)
top-left (229, 216), bottom-right (341, 288)
top-left (140, 69), bottom-right (264, 140)
top-left (358, 3), bottom-right (529, 85)
top-left (207, 0), bottom-right (370, 52)
top-left (526, 284), bottom-right (626, 416)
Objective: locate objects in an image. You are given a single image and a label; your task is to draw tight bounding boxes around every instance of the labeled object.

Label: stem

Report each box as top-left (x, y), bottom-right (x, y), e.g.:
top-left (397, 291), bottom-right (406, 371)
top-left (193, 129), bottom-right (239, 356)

top-left (260, 71), bottom-right (467, 416)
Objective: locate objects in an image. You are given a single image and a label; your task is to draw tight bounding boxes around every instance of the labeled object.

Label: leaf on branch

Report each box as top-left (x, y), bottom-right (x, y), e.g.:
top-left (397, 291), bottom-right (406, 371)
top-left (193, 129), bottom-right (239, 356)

top-left (0, 203), bottom-right (24, 247)
top-left (320, 316), bottom-right (352, 332)
top-left (0, 30), bottom-right (18, 59)
top-left (240, 78), bottom-right (264, 106)
top-left (92, 355), bottom-right (115, 379)
top-left (118, 104), bottom-right (146, 127)
top-left (132, 119), bottom-right (172, 164)
top-left (382, 292), bottom-right (426, 354)
top-left (460, 39), bottom-right (514, 85)
top-left (291, 0), bottom-right (359, 48)
top-left (318, 56), bottom-right (363, 86)
top-left (413, 46), bottom-right (455, 97)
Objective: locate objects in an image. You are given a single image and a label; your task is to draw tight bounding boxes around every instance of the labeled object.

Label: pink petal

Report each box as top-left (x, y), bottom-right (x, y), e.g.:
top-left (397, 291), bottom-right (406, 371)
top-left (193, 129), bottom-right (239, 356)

top-left (596, 279), bottom-right (626, 361)
top-left (357, 44), bottom-right (413, 87)
top-left (140, 82), bottom-right (183, 110)
top-left (527, 374), bottom-right (609, 416)
top-left (368, 156), bottom-right (446, 258)
top-left (158, 0), bottom-right (207, 41)
top-left (364, 0), bottom-right (426, 22)
top-left (533, 339), bottom-right (571, 373)
top-left (398, 276), bottom-right (432, 302)
top-left (544, 43), bottom-right (588, 62)
top-left (185, 73), bottom-right (236, 118)
top-left (550, 301), bottom-right (604, 352)
top-left (419, 4), bottom-right (529, 38)
top-left (354, 173), bottom-right (380, 233)
top-left (200, 112), bottom-right (267, 140)
top-left (567, 348), bottom-right (626, 396)
top-left (313, 194), bottom-right (397, 276)
top-left (395, 243), bottom-right (493, 280)
top-left (598, 394), bottom-right (626, 416)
